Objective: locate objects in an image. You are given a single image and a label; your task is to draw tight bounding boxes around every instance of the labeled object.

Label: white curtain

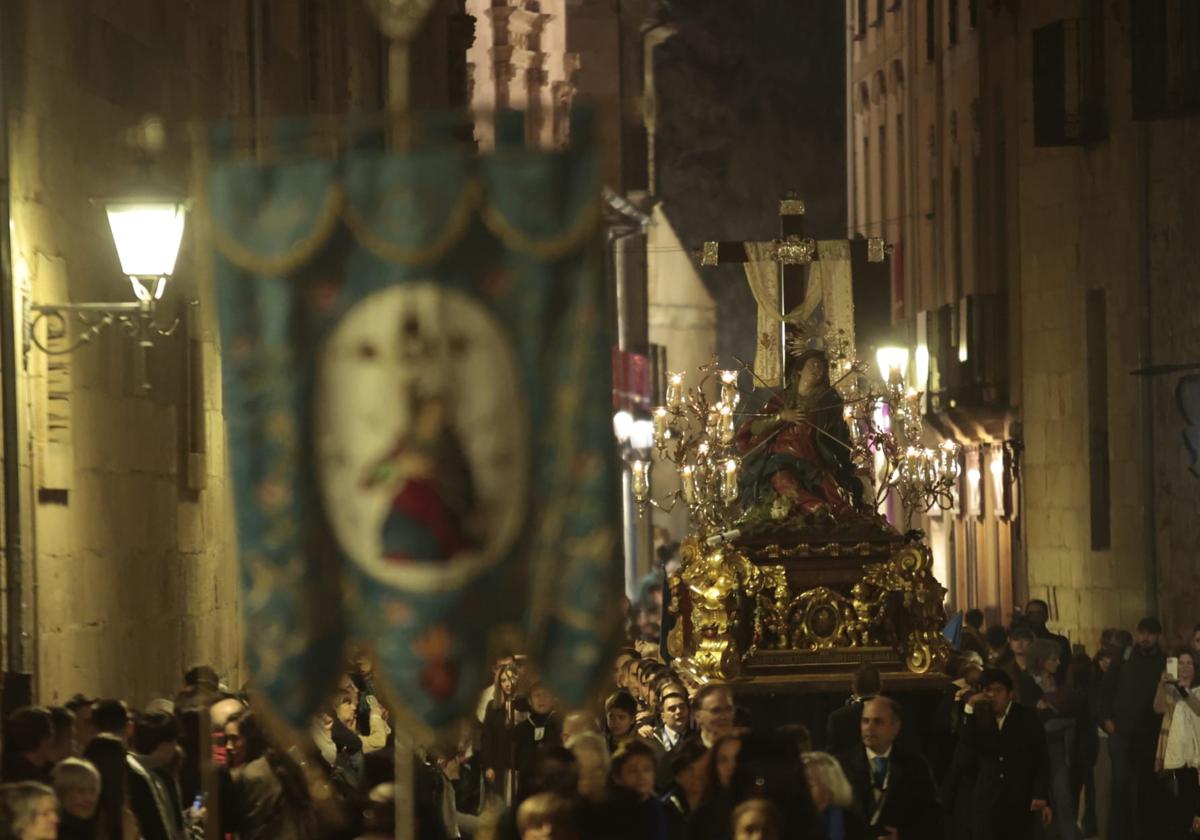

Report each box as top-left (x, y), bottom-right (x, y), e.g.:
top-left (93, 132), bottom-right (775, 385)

top-left (742, 239), bottom-right (856, 386)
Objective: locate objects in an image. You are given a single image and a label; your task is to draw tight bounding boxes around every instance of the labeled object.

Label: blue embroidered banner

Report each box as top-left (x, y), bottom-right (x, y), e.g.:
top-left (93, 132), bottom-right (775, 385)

top-left (206, 112), bottom-right (622, 733)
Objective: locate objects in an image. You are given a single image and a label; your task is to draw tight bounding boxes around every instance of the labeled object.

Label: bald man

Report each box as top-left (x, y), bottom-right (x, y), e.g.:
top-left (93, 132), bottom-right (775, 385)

top-left (837, 696), bottom-right (941, 839)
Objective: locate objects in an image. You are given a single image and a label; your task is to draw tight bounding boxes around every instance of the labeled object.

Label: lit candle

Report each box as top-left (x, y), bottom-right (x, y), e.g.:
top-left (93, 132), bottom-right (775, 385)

top-left (722, 458), bottom-right (739, 502)
top-left (666, 372), bottom-right (684, 409)
top-left (631, 460), bottom-right (650, 501)
top-left (680, 465), bottom-right (697, 504)
top-left (653, 406), bottom-right (669, 444)
top-left (718, 404), bottom-right (734, 444)
top-left (939, 440), bottom-right (957, 474)
top-left (720, 370), bottom-right (739, 407)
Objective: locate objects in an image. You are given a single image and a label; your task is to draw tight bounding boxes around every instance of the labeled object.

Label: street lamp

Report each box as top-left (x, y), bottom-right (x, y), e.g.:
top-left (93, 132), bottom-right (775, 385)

top-left (27, 185), bottom-right (189, 390)
top-left (613, 410), bottom-right (655, 599)
top-left (104, 193), bottom-right (188, 301)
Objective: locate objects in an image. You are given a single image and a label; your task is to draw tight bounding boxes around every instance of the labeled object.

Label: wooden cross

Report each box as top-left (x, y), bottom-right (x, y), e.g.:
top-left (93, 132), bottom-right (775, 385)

top-left (699, 194), bottom-right (888, 382)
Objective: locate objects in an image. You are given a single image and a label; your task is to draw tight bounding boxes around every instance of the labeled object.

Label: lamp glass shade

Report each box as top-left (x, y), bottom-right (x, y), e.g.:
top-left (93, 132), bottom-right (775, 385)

top-left (875, 346), bottom-right (909, 383)
top-left (628, 419), bottom-right (655, 452)
top-left (612, 410), bottom-right (633, 444)
top-left (105, 200), bottom-right (187, 278)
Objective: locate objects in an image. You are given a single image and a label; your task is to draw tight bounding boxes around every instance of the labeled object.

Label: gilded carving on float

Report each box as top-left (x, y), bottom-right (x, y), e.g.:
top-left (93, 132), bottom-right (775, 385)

top-left (668, 536), bottom-right (949, 684)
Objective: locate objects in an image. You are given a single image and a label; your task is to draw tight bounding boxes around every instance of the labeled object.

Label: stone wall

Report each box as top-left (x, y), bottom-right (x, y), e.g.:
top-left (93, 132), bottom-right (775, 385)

top-left (4, 0), bottom-right (387, 706)
top-left (1015, 1), bottom-right (1200, 647)
top-left (1146, 116), bottom-right (1200, 644)
top-left (466, 0), bottom-right (622, 183)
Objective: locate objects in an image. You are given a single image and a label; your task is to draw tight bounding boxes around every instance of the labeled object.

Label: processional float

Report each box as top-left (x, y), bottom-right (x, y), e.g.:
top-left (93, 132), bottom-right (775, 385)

top-left (636, 198), bottom-right (957, 690)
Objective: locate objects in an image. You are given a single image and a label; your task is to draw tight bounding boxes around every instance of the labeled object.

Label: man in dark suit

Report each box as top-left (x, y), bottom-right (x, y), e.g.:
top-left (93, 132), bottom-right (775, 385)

top-left (838, 696), bottom-right (941, 838)
top-left (960, 667), bottom-right (1052, 840)
top-left (652, 690), bottom-right (691, 754)
top-left (826, 663), bottom-right (881, 754)
top-left (653, 689), bottom-right (692, 791)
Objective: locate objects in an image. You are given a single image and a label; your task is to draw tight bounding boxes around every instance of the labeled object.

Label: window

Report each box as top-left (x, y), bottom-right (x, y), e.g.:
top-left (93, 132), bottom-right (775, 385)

top-left (863, 135), bottom-right (871, 229)
top-left (948, 0), bottom-right (959, 46)
top-left (951, 164), bottom-right (962, 303)
top-left (879, 125), bottom-right (887, 233)
top-left (1132, 0), bottom-right (1200, 119)
top-left (857, 0), bottom-right (868, 38)
top-left (1086, 289), bottom-right (1111, 550)
top-left (1032, 14), bottom-right (1106, 145)
top-left (993, 94), bottom-right (1008, 288)
top-left (925, 0), bottom-right (936, 60)
top-left (896, 114), bottom-right (906, 234)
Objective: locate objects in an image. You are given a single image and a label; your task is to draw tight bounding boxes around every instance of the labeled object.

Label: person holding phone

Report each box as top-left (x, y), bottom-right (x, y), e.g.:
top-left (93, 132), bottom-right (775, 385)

top-left (1153, 648), bottom-right (1200, 837)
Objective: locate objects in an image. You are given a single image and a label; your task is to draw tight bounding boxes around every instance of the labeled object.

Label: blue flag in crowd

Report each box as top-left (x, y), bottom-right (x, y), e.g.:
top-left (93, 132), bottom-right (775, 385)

top-left (204, 111), bottom-right (623, 732)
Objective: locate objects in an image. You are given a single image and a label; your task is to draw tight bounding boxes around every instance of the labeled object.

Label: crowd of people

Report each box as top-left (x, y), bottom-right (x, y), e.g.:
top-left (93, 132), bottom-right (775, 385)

top-left (0, 598), bottom-right (1195, 840)
top-left (452, 599), bottom-right (1200, 840)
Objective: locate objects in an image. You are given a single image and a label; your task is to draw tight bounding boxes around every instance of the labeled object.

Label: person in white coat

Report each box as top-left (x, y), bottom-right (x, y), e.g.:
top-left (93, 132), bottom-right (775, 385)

top-left (1153, 648), bottom-right (1200, 837)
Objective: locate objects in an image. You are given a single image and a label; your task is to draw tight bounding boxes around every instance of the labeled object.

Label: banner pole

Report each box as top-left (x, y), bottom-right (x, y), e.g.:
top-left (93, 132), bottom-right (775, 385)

top-left (394, 728), bottom-right (415, 839)
top-left (387, 23), bottom-right (415, 840)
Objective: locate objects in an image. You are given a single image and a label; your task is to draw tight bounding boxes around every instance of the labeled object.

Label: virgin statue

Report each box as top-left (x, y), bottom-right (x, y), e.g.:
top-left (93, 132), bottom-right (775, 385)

top-left (734, 349), bottom-right (865, 524)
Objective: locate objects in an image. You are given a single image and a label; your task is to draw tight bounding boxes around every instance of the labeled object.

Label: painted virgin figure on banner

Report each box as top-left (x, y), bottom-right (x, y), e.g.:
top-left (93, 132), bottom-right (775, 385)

top-left (360, 385), bottom-right (479, 565)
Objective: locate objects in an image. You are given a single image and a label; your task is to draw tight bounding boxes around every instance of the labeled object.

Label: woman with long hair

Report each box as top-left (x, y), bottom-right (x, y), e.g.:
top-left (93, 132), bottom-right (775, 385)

top-left (226, 710), bottom-right (318, 839)
top-left (707, 734), bottom-right (741, 795)
top-left (690, 733), bottom-right (741, 840)
top-left (802, 752), bottom-right (869, 840)
top-left (1154, 648), bottom-right (1200, 837)
top-left (481, 662), bottom-right (523, 804)
top-left (81, 734), bottom-right (137, 840)
top-left (1027, 639), bottom-right (1081, 840)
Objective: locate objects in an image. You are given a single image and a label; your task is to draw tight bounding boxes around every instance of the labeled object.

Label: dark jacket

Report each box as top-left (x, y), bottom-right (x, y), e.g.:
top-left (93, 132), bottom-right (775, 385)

top-left (55, 812), bottom-right (97, 840)
top-left (688, 789), bottom-right (734, 840)
top-left (652, 722), bottom-right (689, 754)
top-left (660, 787), bottom-right (694, 840)
top-left (579, 786), bottom-right (672, 840)
top-left (229, 755), bottom-right (317, 840)
top-left (126, 754), bottom-right (180, 840)
top-left (959, 701), bottom-right (1050, 840)
top-left (1099, 644), bottom-right (1166, 738)
top-left (826, 698), bottom-right (865, 755)
top-left (513, 711), bottom-right (563, 798)
top-left (0, 754), bottom-right (51, 784)
top-left (480, 704), bottom-right (518, 782)
top-left (818, 805), bottom-right (871, 840)
top-left (838, 743), bottom-right (942, 838)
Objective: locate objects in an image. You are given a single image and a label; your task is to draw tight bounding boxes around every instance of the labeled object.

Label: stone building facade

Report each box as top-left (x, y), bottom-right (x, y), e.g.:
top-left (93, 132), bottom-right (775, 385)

top-left (466, 0), bottom-right (624, 185)
top-left (848, 0), bottom-right (1200, 647)
top-left (2, 0), bottom-right (391, 706)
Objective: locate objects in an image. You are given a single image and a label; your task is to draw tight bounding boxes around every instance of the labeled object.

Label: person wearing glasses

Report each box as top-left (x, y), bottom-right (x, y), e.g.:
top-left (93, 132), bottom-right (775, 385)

top-left (692, 685), bottom-right (736, 749)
